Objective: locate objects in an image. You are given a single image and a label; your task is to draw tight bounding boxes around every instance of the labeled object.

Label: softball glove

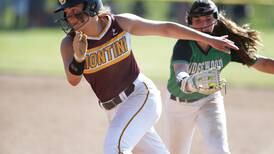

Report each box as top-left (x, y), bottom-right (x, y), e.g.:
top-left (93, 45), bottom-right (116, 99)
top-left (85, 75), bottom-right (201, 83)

top-left (181, 67), bottom-right (226, 95)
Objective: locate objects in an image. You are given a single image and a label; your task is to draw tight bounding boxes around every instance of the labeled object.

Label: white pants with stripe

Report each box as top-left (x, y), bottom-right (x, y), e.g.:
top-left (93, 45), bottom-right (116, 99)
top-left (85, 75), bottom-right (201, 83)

top-left (103, 73), bottom-right (170, 154)
top-left (165, 92), bottom-right (230, 154)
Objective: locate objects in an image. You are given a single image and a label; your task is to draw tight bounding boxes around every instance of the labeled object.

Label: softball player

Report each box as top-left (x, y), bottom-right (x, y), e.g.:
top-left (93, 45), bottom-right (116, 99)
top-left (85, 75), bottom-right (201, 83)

top-left (165, 0), bottom-right (274, 154)
top-left (54, 0), bottom-right (239, 153)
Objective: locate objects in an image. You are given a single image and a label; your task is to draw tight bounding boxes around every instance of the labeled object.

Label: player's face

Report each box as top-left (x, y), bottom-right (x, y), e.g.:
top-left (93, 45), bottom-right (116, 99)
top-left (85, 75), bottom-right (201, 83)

top-left (190, 14), bottom-right (217, 34)
top-left (64, 4), bottom-right (89, 31)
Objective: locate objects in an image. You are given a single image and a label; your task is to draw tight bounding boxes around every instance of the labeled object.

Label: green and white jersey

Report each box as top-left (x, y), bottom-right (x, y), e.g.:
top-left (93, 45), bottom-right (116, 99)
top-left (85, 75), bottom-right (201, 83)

top-left (167, 40), bottom-right (257, 100)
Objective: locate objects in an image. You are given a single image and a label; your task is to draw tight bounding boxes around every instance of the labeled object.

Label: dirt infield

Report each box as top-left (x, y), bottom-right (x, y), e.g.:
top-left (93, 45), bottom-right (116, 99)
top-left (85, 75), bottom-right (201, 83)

top-left (1, 74), bottom-right (274, 154)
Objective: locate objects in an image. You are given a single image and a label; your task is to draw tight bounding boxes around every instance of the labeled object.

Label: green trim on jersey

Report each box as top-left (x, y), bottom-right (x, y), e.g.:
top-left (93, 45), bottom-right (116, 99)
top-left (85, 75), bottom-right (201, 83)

top-left (167, 40), bottom-right (231, 101)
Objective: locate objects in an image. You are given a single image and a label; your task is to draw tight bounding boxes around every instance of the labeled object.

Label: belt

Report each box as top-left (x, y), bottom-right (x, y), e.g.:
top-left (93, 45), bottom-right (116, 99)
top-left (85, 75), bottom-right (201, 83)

top-left (99, 83), bottom-right (135, 110)
top-left (170, 95), bottom-right (199, 103)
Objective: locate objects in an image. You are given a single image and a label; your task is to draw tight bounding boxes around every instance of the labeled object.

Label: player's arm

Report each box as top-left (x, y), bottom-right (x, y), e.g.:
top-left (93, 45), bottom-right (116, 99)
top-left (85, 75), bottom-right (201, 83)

top-left (60, 36), bottom-right (82, 86)
top-left (173, 63), bottom-right (194, 92)
top-left (231, 51), bottom-right (274, 74)
top-left (251, 56), bottom-right (274, 74)
top-left (171, 40), bottom-right (193, 92)
top-left (115, 13), bottom-right (238, 53)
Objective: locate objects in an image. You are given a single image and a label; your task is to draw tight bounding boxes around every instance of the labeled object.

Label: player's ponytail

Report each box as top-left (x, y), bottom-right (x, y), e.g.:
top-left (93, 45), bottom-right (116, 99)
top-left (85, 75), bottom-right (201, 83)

top-left (213, 13), bottom-right (262, 58)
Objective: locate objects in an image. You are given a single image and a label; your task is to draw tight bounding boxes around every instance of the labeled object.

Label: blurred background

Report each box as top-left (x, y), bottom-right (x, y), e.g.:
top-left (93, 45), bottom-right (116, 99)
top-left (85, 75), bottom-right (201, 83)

top-left (0, 0), bottom-right (274, 29)
top-left (1, 1), bottom-right (274, 154)
top-left (0, 0), bottom-right (274, 87)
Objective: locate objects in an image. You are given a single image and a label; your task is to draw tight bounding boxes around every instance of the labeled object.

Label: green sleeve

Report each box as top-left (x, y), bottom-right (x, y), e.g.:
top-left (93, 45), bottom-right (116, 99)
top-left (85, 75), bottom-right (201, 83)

top-left (231, 50), bottom-right (258, 66)
top-left (172, 40), bottom-right (192, 63)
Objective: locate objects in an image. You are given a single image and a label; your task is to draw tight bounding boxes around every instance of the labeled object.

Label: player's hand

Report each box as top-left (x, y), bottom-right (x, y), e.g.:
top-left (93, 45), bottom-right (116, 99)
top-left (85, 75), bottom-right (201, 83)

top-left (73, 31), bottom-right (88, 62)
top-left (208, 35), bottom-right (239, 54)
top-left (184, 67), bottom-right (226, 95)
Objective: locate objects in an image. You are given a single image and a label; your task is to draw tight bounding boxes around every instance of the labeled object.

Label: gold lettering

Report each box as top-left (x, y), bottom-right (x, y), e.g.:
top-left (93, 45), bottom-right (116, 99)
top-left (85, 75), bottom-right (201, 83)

top-left (89, 53), bottom-right (97, 68)
top-left (104, 46), bottom-right (113, 61)
top-left (97, 50), bottom-right (106, 65)
top-left (115, 38), bottom-right (127, 56)
top-left (121, 37), bottom-right (128, 52)
top-left (112, 43), bottom-right (118, 58)
top-left (84, 36), bottom-right (130, 71)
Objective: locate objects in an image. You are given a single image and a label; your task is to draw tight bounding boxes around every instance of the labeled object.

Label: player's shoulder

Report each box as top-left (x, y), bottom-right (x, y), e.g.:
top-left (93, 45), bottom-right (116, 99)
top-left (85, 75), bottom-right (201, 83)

top-left (114, 13), bottom-right (144, 32)
top-left (172, 39), bottom-right (193, 61)
top-left (114, 13), bottom-right (141, 20)
top-left (114, 13), bottom-right (145, 25)
top-left (176, 39), bottom-right (191, 44)
top-left (174, 39), bottom-right (191, 50)
top-left (61, 36), bottom-right (71, 46)
top-left (60, 34), bottom-right (74, 54)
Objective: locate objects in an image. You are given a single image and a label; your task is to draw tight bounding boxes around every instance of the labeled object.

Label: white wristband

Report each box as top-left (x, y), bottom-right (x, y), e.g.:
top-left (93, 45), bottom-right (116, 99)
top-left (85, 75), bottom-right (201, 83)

top-left (176, 72), bottom-right (190, 93)
top-left (176, 72), bottom-right (189, 82)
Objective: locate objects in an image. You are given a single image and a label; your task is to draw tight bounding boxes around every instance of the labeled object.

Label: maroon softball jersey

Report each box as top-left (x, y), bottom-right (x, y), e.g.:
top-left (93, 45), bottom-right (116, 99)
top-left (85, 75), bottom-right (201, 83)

top-left (82, 15), bottom-right (140, 102)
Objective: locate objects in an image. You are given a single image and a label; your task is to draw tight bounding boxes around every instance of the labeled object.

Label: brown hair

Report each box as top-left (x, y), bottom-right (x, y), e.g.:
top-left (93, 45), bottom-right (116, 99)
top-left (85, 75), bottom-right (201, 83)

top-left (213, 13), bottom-right (262, 59)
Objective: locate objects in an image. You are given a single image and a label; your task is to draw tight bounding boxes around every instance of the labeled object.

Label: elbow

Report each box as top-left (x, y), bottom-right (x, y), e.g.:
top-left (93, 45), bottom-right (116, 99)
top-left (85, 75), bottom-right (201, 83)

top-left (67, 75), bottom-right (81, 86)
top-left (68, 80), bottom-right (79, 86)
top-left (160, 23), bottom-right (178, 37)
top-left (64, 69), bottom-right (82, 86)
top-left (159, 23), bottom-right (171, 36)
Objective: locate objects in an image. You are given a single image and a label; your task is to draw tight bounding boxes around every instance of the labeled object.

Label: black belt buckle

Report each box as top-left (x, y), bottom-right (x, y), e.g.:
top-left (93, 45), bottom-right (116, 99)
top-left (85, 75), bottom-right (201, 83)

top-left (100, 83), bottom-right (135, 110)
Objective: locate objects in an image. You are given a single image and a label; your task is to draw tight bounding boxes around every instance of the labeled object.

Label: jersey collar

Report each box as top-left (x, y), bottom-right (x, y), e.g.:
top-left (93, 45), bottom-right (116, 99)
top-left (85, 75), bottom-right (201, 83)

top-left (87, 15), bottom-right (112, 40)
top-left (194, 41), bottom-right (212, 55)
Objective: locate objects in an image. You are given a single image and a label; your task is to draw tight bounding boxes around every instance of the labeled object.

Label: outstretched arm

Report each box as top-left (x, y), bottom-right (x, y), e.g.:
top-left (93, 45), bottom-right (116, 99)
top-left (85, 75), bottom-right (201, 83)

top-left (251, 56), bottom-right (274, 74)
top-left (115, 13), bottom-right (238, 53)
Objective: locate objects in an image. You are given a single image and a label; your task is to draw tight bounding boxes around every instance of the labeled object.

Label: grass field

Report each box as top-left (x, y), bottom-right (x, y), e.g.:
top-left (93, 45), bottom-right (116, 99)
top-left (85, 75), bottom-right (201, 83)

top-left (0, 28), bottom-right (274, 88)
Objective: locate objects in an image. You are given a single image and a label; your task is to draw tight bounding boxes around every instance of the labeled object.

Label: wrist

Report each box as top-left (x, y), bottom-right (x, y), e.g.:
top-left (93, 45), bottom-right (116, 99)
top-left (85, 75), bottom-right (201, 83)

top-left (176, 72), bottom-right (190, 92)
top-left (185, 76), bottom-right (197, 92)
top-left (69, 57), bottom-right (85, 76)
top-left (73, 53), bottom-right (86, 63)
top-left (183, 77), bottom-right (199, 93)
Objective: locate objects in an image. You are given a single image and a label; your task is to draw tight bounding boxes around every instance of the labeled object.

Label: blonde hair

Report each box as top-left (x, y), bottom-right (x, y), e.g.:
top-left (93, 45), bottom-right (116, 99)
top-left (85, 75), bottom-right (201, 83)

top-left (97, 6), bottom-right (112, 17)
